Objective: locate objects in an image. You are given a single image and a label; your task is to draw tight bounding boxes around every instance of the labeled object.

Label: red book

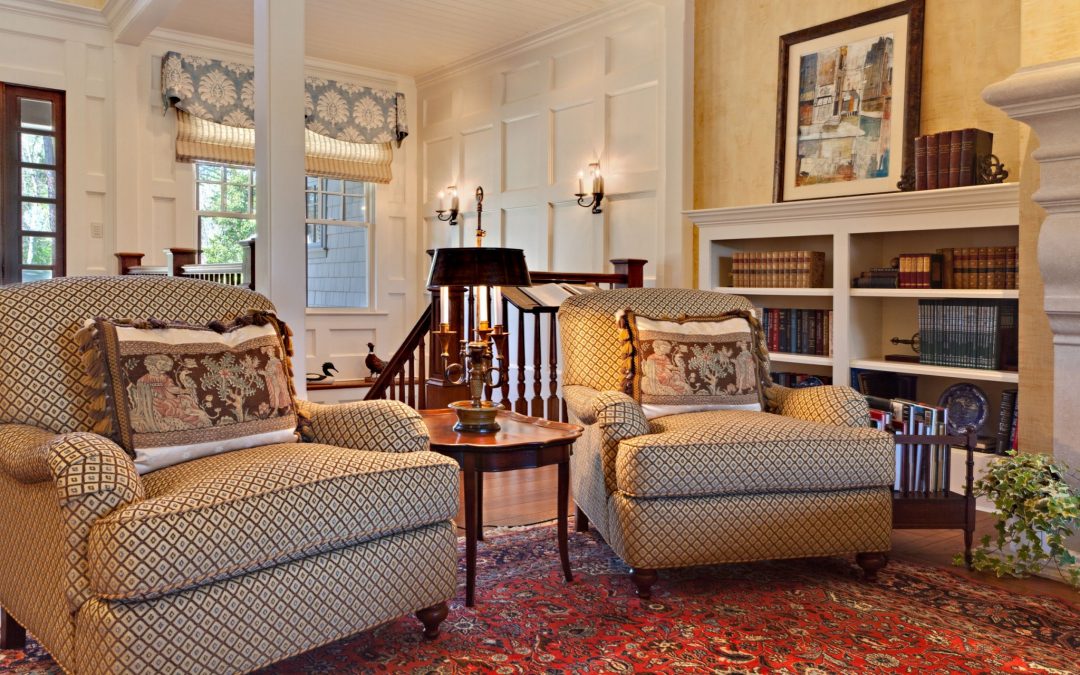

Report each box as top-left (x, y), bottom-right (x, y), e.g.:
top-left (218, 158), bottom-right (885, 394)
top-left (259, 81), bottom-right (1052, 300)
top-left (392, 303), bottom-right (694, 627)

top-left (914, 135), bottom-right (928, 190)
top-left (959, 128), bottom-right (994, 186)
top-left (925, 134), bottom-right (939, 189)
top-left (937, 131), bottom-right (950, 190)
top-left (948, 130), bottom-right (963, 188)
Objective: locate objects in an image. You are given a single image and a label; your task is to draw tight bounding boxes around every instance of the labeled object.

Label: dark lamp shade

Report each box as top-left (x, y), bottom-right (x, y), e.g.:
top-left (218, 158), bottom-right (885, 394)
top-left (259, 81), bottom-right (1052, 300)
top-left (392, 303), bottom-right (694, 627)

top-left (427, 247), bottom-right (532, 288)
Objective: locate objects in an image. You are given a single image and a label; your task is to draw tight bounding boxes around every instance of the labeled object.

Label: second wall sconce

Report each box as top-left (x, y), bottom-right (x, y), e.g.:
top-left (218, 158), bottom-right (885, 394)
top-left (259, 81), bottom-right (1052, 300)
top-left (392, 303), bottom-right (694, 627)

top-left (575, 162), bottom-right (604, 214)
top-left (435, 186), bottom-right (460, 227)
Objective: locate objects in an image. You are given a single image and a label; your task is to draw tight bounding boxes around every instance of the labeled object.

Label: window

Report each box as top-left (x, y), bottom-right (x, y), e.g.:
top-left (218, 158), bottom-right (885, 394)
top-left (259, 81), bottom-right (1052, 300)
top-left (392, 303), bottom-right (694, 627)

top-left (193, 161), bottom-right (372, 309)
top-left (1, 84), bottom-right (65, 284)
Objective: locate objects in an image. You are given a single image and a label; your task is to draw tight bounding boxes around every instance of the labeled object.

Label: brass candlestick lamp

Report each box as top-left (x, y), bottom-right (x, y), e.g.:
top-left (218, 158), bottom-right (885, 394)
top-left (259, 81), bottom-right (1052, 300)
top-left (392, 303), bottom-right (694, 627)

top-left (427, 187), bottom-right (531, 432)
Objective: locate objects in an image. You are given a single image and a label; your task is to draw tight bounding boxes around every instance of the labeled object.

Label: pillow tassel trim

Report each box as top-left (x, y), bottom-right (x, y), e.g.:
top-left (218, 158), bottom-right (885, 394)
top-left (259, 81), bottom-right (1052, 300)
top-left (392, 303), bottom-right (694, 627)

top-left (75, 321), bottom-right (117, 438)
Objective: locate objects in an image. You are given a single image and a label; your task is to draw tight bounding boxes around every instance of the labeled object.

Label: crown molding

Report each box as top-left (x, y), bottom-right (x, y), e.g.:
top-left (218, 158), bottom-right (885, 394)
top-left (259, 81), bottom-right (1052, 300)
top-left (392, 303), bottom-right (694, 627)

top-left (415, 0), bottom-right (658, 89)
top-left (145, 27), bottom-right (412, 91)
top-left (0, 0), bottom-right (107, 29)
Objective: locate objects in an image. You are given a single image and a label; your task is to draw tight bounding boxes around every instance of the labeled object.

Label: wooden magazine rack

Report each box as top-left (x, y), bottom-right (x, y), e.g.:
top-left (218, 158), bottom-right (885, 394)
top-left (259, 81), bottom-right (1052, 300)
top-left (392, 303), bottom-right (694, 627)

top-left (891, 429), bottom-right (978, 567)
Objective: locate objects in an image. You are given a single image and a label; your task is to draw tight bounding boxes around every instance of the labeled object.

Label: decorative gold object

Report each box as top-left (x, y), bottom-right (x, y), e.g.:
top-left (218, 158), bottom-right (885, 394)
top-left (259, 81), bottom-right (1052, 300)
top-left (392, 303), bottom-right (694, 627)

top-left (443, 337), bottom-right (503, 432)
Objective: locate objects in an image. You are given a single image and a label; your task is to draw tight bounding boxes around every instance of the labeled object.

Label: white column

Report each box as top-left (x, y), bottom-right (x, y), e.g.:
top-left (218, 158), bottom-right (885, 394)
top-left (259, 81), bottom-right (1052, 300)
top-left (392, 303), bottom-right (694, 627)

top-left (983, 59), bottom-right (1080, 476)
top-left (254, 0), bottom-right (307, 397)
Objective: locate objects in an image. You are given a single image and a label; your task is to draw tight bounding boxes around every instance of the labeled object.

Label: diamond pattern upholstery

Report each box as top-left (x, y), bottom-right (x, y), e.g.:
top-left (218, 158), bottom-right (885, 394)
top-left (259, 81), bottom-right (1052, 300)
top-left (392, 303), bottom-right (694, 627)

top-left (617, 410), bottom-right (894, 498)
top-left (559, 289), bottom-right (892, 583)
top-left (0, 276), bottom-right (459, 674)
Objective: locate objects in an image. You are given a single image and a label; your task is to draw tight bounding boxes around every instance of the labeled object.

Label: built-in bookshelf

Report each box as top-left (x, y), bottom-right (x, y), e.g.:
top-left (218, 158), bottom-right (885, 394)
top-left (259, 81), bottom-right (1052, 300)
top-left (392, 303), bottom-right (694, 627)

top-left (688, 183), bottom-right (1021, 442)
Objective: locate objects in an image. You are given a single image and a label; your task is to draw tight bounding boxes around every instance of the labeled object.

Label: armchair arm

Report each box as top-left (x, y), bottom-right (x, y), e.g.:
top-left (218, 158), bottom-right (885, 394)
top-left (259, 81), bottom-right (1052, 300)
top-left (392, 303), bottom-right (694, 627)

top-left (296, 399), bottom-right (429, 453)
top-left (765, 384), bottom-right (870, 429)
top-left (564, 385), bottom-right (651, 495)
top-left (0, 425), bottom-right (144, 613)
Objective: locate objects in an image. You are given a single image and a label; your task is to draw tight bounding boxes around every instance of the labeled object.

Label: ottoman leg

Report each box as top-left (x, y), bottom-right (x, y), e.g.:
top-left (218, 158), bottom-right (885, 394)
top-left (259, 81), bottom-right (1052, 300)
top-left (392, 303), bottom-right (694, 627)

top-left (1, 607), bottom-right (26, 650)
top-left (416, 602), bottom-right (449, 639)
top-left (856, 552), bottom-right (888, 581)
top-left (630, 568), bottom-right (658, 599)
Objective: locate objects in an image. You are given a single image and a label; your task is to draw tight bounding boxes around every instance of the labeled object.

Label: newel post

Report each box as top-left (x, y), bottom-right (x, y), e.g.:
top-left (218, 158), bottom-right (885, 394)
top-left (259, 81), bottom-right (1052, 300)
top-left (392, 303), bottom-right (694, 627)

top-left (983, 59), bottom-right (1080, 487)
top-left (164, 247), bottom-right (198, 277)
top-left (611, 258), bottom-right (647, 288)
top-left (114, 252), bottom-right (143, 275)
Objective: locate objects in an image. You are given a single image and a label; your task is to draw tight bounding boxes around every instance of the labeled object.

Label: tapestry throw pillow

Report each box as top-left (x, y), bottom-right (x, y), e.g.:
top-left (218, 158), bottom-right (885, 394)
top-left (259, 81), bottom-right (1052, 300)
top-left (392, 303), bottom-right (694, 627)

top-left (619, 309), bottom-right (767, 420)
top-left (78, 310), bottom-right (300, 474)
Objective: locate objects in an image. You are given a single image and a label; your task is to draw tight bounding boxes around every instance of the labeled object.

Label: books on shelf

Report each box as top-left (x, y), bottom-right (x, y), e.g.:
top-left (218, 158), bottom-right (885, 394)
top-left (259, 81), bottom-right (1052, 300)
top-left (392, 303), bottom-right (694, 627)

top-left (852, 266), bottom-right (900, 289)
top-left (937, 246), bottom-right (1018, 290)
top-left (995, 388), bottom-right (1019, 454)
top-left (851, 368), bottom-right (917, 401)
top-left (758, 308), bottom-right (833, 357)
top-left (915, 128), bottom-right (994, 190)
top-left (918, 299), bottom-right (1018, 371)
top-left (728, 251), bottom-right (825, 288)
top-left (898, 253), bottom-right (944, 289)
top-left (770, 372), bottom-right (832, 387)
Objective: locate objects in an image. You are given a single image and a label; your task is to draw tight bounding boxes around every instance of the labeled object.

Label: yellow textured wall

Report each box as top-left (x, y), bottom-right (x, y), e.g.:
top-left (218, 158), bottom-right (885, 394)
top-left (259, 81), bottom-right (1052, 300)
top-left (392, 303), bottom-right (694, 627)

top-left (693, 0), bottom-right (1020, 208)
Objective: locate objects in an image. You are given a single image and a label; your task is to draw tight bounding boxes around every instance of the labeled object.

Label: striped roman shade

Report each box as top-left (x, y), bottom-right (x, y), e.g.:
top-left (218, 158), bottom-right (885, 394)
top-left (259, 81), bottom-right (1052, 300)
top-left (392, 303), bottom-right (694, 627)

top-left (176, 111), bottom-right (393, 184)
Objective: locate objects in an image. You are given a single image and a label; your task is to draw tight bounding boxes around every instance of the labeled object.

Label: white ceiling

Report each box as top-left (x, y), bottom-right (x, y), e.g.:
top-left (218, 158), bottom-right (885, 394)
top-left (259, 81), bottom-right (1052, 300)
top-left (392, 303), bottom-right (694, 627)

top-left (158, 0), bottom-right (629, 77)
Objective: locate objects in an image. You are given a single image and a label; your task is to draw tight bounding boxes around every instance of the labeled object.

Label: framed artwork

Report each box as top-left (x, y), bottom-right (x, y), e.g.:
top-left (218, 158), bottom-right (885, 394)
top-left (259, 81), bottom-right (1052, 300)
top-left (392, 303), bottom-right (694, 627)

top-left (774, 0), bottom-right (924, 202)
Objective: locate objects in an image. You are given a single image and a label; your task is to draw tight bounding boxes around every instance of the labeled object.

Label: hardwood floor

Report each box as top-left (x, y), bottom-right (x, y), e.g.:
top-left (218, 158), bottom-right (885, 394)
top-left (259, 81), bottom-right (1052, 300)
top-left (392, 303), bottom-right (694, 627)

top-left (456, 466), bottom-right (1078, 606)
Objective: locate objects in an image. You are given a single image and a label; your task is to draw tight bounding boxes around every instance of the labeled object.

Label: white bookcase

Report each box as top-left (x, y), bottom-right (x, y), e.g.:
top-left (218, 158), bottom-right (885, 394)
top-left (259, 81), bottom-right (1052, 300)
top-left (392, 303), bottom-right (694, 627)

top-left (687, 183), bottom-right (1020, 448)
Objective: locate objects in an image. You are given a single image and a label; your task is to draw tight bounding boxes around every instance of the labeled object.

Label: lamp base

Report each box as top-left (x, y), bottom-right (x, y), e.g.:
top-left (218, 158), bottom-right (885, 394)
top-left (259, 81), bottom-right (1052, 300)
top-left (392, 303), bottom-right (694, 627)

top-left (448, 400), bottom-right (501, 433)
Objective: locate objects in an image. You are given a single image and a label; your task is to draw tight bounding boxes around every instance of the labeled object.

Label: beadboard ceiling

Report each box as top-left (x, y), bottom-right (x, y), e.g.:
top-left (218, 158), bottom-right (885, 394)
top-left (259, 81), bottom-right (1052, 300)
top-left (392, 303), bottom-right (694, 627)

top-left (157, 0), bottom-right (628, 77)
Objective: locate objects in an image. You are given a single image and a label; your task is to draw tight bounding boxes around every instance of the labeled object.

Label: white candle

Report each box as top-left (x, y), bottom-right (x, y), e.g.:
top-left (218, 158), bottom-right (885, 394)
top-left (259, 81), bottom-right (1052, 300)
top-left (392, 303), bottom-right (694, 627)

top-left (450, 188), bottom-right (459, 212)
top-left (437, 191), bottom-right (444, 211)
top-left (439, 286), bottom-right (450, 327)
top-left (492, 287), bottom-right (502, 325)
top-left (477, 285), bottom-right (489, 327)
top-left (591, 167), bottom-right (602, 194)
top-left (577, 170), bottom-right (584, 195)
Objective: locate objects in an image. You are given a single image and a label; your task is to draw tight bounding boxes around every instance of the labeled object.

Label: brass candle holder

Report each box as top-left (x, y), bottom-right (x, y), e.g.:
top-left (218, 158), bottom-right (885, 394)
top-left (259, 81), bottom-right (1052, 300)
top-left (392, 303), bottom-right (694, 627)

top-left (439, 324), bottom-right (503, 432)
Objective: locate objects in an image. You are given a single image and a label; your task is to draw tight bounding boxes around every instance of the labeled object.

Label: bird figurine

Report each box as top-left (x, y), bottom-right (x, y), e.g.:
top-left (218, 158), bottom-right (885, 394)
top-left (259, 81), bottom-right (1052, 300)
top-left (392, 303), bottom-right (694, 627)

top-left (306, 362), bottom-right (338, 384)
top-left (365, 342), bottom-right (387, 378)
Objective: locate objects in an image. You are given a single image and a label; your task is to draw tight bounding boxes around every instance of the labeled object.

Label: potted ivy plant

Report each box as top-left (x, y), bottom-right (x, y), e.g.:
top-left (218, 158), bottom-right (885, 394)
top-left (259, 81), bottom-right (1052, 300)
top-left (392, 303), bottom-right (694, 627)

top-left (955, 450), bottom-right (1080, 589)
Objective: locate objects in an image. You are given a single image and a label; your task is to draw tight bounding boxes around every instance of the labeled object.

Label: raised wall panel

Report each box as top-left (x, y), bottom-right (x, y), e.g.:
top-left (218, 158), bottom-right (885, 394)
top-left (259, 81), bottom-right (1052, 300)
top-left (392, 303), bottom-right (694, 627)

top-left (503, 206), bottom-right (545, 271)
top-left (553, 47), bottom-right (593, 90)
top-left (151, 112), bottom-right (176, 181)
top-left (606, 84), bottom-right (658, 175)
top-left (424, 136), bottom-right (454, 200)
top-left (502, 114), bottom-right (542, 191)
top-left (605, 22), bottom-right (657, 75)
top-left (551, 202), bottom-right (597, 272)
top-left (424, 91), bottom-right (453, 126)
top-left (326, 327), bottom-right (375, 377)
top-left (552, 101), bottom-right (593, 184)
top-left (0, 31), bottom-right (65, 76)
top-left (385, 215), bottom-right (407, 279)
top-left (427, 216), bottom-right (459, 250)
top-left (606, 193), bottom-right (657, 264)
top-left (151, 197), bottom-right (176, 263)
top-left (305, 329), bottom-right (316, 359)
top-left (85, 96), bottom-right (106, 175)
top-left (462, 77), bottom-right (492, 117)
top-left (502, 61), bottom-right (542, 104)
top-left (461, 125), bottom-right (496, 191)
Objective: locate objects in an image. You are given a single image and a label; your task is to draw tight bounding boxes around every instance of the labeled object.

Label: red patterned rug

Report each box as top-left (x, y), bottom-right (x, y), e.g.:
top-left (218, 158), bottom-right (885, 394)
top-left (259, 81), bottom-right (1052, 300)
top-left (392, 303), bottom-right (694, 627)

top-left (2, 523), bottom-right (1077, 673)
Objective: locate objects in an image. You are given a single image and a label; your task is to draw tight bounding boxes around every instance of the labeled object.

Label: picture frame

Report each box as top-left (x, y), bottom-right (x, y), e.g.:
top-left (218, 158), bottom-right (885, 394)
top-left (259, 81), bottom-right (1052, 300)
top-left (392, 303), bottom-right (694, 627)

top-left (773, 0), bottom-right (924, 202)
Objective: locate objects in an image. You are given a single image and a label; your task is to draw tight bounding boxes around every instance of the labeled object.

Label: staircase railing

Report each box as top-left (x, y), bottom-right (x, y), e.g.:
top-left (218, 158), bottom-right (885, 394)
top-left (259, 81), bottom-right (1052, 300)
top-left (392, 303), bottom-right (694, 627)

top-left (115, 239), bottom-right (255, 290)
top-left (366, 258), bottom-right (647, 421)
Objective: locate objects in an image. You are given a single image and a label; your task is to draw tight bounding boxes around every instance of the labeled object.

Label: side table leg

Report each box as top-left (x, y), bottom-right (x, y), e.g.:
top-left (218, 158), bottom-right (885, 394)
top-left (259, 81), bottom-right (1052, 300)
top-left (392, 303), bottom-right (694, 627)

top-left (476, 471), bottom-right (484, 542)
top-left (558, 459), bottom-right (573, 582)
top-left (464, 466), bottom-right (478, 607)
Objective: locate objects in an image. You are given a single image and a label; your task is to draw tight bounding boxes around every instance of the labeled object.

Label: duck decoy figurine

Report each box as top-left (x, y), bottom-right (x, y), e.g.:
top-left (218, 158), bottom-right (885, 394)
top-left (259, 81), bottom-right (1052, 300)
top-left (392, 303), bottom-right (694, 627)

top-left (365, 343), bottom-right (386, 378)
top-left (306, 362), bottom-right (339, 384)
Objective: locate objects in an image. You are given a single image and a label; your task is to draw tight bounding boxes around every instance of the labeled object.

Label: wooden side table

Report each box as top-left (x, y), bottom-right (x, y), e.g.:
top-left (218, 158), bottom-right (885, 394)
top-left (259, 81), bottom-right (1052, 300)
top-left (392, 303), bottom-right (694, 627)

top-left (420, 408), bottom-right (583, 607)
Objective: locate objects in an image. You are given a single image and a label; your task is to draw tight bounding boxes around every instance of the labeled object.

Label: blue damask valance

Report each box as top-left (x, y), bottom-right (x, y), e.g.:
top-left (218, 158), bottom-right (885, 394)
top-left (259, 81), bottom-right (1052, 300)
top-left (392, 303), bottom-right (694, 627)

top-left (161, 51), bottom-right (408, 146)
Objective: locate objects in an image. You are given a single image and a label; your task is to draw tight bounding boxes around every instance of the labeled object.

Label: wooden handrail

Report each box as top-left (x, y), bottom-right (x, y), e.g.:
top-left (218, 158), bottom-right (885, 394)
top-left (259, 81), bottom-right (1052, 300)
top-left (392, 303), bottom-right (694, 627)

top-left (116, 241), bottom-right (255, 290)
top-left (365, 304), bottom-right (433, 403)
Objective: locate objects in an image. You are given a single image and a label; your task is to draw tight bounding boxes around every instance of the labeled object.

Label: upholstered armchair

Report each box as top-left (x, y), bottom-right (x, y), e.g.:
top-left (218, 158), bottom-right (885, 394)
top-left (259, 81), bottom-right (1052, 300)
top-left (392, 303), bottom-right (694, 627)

top-left (559, 288), bottom-right (894, 598)
top-left (0, 276), bottom-right (459, 674)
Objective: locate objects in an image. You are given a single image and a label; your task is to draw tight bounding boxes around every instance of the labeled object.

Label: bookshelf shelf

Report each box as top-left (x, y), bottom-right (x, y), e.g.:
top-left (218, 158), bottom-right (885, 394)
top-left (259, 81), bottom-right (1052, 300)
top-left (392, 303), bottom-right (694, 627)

top-left (850, 358), bottom-right (1019, 383)
top-left (714, 286), bottom-right (834, 297)
top-left (770, 352), bottom-right (833, 366)
top-left (849, 288), bottom-right (1019, 299)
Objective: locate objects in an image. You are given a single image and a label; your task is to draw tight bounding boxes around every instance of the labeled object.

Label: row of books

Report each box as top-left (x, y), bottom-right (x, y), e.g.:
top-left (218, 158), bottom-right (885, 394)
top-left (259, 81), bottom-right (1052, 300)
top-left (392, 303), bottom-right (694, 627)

top-left (897, 253), bottom-right (944, 289)
top-left (917, 299), bottom-right (1018, 371)
top-left (724, 251), bottom-right (826, 288)
top-left (867, 398), bottom-right (952, 494)
top-left (913, 128), bottom-right (993, 190)
top-left (851, 369), bottom-right (917, 400)
top-left (995, 389), bottom-right (1020, 455)
top-left (770, 371), bottom-right (832, 388)
top-left (937, 247), bottom-right (1018, 290)
top-left (759, 308), bottom-right (833, 356)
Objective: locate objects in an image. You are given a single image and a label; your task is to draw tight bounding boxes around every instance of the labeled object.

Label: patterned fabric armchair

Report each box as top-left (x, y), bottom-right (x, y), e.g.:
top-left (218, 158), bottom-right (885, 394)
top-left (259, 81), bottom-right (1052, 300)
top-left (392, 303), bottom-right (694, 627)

top-left (559, 288), bottom-right (894, 598)
top-left (0, 276), bottom-right (459, 674)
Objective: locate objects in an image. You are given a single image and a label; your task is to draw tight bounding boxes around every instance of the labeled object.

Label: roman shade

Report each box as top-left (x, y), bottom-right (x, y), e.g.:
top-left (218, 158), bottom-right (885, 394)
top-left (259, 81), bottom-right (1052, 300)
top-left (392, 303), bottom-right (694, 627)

top-left (162, 51), bottom-right (406, 183)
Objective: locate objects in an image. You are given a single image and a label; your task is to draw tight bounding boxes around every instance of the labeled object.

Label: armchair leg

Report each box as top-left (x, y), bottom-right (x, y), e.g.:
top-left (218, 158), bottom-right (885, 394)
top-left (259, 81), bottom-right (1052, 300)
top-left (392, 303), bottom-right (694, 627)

top-left (856, 552), bottom-right (888, 581)
top-left (630, 568), bottom-right (658, 599)
top-left (1, 607), bottom-right (26, 650)
top-left (415, 601), bottom-right (449, 639)
top-left (575, 505), bottom-right (590, 532)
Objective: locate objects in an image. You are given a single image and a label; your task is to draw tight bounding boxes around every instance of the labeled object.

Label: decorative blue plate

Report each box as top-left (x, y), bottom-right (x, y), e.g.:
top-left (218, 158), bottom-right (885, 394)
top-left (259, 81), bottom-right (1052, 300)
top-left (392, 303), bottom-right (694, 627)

top-left (937, 383), bottom-right (989, 435)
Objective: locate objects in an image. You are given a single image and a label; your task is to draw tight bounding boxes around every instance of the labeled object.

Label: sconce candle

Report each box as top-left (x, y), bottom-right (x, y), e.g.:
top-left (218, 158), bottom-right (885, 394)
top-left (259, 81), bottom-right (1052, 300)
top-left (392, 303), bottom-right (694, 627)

top-left (437, 191), bottom-right (445, 211)
top-left (577, 170), bottom-right (584, 196)
top-left (450, 188), bottom-right (459, 212)
top-left (574, 161), bottom-right (605, 214)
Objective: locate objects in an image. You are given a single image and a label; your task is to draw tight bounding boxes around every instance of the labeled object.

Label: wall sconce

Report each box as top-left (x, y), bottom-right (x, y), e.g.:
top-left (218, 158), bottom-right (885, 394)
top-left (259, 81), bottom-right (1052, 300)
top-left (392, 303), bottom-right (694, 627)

top-left (435, 186), bottom-right (460, 226)
top-left (575, 162), bottom-right (604, 214)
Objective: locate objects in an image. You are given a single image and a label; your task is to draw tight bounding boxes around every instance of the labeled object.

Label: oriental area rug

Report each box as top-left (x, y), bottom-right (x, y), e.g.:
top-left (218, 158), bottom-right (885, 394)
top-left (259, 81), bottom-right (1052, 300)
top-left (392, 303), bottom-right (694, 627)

top-left (2, 523), bottom-right (1076, 674)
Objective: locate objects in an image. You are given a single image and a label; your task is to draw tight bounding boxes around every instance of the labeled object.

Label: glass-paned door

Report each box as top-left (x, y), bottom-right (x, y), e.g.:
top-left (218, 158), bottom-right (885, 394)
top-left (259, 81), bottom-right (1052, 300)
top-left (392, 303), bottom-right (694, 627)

top-left (1, 85), bottom-right (65, 284)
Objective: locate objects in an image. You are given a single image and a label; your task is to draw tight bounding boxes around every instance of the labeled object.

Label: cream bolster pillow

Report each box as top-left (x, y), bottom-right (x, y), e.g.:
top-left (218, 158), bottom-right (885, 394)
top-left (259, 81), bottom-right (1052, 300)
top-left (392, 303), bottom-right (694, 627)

top-left (617, 310), bottom-right (765, 420)
top-left (78, 311), bottom-right (300, 474)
